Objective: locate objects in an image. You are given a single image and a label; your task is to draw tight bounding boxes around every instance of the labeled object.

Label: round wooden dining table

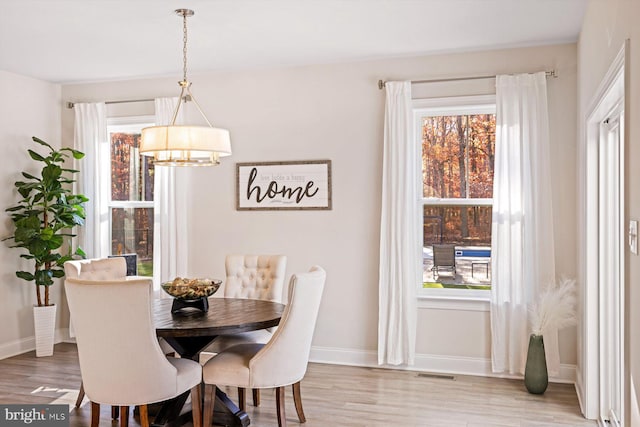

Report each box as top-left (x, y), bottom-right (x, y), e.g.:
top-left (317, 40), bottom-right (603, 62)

top-left (152, 297), bottom-right (285, 427)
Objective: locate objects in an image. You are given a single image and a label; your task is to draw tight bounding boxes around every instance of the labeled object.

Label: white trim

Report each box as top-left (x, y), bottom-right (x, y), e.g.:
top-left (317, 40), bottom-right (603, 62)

top-left (309, 345), bottom-right (575, 383)
top-left (413, 94), bottom-right (496, 113)
top-left (0, 336), bottom-right (38, 360)
top-left (576, 371), bottom-right (588, 419)
top-left (582, 41), bottom-right (627, 421)
top-left (417, 294), bottom-right (489, 311)
top-left (0, 335), bottom-right (577, 385)
top-left (107, 115), bottom-right (155, 127)
top-left (109, 201), bottom-right (154, 209)
top-left (597, 109), bottom-right (625, 426)
top-left (422, 198), bottom-right (493, 206)
top-left (0, 328), bottom-right (69, 360)
top-left (630, 376), bottom-right (640, 427)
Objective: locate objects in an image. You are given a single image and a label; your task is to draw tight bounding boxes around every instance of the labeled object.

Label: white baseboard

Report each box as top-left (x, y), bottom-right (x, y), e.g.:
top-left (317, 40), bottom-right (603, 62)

top-left (575, 370), bottom-right (586, 416)
top-left (0, 328), bottom-right (69, 360)
top-left (631, 375), bottom-right (640, 427)
top-left (310, 345), bottom-right (576, 383)
top-left (0, 336), bottom-right (576, 385)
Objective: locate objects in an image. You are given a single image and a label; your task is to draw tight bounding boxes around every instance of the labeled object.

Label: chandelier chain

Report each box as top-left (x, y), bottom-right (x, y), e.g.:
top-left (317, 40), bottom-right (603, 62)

top-left (182, 11), bottom-right (188, 82)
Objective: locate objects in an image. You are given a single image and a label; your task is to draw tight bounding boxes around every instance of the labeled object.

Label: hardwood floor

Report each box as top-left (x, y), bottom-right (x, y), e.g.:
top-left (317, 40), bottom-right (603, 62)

top-left (0, 343), bottom-right (595, 426)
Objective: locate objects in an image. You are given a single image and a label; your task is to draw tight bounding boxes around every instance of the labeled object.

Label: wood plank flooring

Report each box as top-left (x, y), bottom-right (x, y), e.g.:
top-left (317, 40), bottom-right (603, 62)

top-left (0, 343), bottom-right (595, 426)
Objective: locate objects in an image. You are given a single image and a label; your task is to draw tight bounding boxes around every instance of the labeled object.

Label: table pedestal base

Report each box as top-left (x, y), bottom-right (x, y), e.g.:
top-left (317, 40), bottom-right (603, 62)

top-left (152, 337), bottom-right (251, 426)
top-left (153, 298), bottom-right (284, 426)
top-left (150, 388), bottom-right (249, 427)
top-left (211, 388), bottom-right (250, 426)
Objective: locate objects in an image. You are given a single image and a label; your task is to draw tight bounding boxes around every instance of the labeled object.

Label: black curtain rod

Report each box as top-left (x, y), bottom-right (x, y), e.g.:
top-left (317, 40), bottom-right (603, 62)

top-left (377, 70), bottom-right (557, 90)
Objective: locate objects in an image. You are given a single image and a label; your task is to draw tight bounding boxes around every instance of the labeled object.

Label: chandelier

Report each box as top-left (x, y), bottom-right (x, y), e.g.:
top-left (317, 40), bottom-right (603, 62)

top-left (140, 9), bottom-right (231, 166)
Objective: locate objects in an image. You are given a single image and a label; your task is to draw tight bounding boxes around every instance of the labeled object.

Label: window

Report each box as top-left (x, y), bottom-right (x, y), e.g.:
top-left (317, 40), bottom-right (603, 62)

top-left (414, 96), bottom-right (496, 297)
top-left (107, 117), bottom-right (155, 276)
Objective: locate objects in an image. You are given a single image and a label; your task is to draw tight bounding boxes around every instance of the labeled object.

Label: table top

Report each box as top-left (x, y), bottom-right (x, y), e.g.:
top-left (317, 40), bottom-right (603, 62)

top-left (153, 297), bottom-right (285, 338)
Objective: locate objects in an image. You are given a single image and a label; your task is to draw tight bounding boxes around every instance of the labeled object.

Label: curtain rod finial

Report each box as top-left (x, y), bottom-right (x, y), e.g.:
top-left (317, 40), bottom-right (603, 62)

top-left (378, 80), bottom-right (386, 90)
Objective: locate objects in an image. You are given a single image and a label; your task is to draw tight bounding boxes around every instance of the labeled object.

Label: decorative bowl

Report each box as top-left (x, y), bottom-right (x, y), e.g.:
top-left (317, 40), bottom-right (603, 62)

top-left (161, 278), bottom-right (221, 301)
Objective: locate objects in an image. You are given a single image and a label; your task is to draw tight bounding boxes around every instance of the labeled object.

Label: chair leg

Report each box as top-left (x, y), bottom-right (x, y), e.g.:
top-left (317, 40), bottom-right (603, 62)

top-left (292, 381), bottom-right (306, 423)
top-left (252, 388), bottom-right (261, 406)
top-left (190, 385), bottom-right (202, 427)
top-left (237, 387), bottom-right (246, 411)
top-left (275, 386), bottom-right (287, 427)
top-left (203, 384), bottom-right (216, 427)
top-left (112, 406), bottom-right (120, 419)
top-left (119, 406), bottom-right (129, 427)
top-left (75, 382), bottom-right (85, 408)
top-left (90, 402), bottom-right (100, 427)
top-left (139, 405), bottom-right (149, 427)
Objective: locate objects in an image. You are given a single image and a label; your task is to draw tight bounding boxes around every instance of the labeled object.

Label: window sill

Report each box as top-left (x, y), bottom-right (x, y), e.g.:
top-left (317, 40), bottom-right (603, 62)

top-left (417, 290), bottom-right (490, 312)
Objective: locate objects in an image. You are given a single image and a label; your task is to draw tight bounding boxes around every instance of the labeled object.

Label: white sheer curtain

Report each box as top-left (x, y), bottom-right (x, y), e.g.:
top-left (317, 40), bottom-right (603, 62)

top-left (490, 72), bottom-right (558, 376)
top-left (153, 97), bottom-right (188, 289)
top-left (71, 102), bottom-right (108, 338)
top-left (74, 102), bottom-right (109, 259)
top-left (378, 81), bottom-right (420, 366)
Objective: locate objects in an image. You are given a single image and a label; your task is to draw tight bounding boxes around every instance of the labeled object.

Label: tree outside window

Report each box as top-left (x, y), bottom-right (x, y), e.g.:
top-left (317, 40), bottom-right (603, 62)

top-left (107, 119), bottom-right (155, 276)
top-left (417, 98), bottom-right (495, 291)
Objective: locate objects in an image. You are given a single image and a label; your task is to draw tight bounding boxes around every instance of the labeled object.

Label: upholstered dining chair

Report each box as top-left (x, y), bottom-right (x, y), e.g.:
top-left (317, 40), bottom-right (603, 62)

top-left (65, 257), bottom-right (127, 411)
top-left (202, 266), bottom-right (326, 427)
top-left (222, 254), bottom-right (287, 300)
top-left (65, 257), bottom-right (127, 281)
top-left (64, 273), bottom-right (203, 427)
top-left (200, 254), bottom-right (287, 406)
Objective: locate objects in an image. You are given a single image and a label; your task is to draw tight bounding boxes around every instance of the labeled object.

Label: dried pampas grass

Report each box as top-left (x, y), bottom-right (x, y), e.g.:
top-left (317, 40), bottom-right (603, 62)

top-left (529, 278), bottom-right (577, 336)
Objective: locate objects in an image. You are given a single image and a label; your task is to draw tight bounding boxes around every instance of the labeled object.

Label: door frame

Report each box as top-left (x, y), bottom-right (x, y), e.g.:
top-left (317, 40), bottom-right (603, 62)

top-left (598, 105), bottom-right (624, 426)
top-left (582, 41), bottom-right (628, 423)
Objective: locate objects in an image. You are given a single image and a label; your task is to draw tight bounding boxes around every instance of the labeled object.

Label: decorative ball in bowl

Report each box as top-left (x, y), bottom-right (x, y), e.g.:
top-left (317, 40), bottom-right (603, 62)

top-left (161, 277), bottom-right (221, 301)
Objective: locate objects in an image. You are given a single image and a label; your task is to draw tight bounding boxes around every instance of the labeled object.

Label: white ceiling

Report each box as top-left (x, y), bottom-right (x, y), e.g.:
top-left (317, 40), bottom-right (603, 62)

top-left (0, 0), bottom-right (587, 84)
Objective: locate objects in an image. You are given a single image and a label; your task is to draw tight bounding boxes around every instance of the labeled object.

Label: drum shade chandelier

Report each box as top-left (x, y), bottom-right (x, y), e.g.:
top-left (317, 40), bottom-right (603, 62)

top-left (140, 9), bottom-right (231, 166)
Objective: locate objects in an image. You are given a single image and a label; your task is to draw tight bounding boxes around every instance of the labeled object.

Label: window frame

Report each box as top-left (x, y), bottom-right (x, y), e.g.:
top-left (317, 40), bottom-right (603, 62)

top-left (414, 95), bottom-right (496, 302)
top-left (106, 115), bottom-right (156, 273)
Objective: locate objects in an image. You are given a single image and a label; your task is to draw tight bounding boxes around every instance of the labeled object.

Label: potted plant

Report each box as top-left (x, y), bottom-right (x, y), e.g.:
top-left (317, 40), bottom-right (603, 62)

top-left (4, 136), bottom-right (87, 356)
top-left (525, 278), bottom-right (577, 394)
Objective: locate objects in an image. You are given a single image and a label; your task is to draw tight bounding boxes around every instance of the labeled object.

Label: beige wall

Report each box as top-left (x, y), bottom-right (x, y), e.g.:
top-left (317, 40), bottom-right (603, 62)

top-left (577, 0), bottom-right (640, 421)
top-left (0, 70), bottom-right (62, 356)
top-left (57, 43), bottom-right (578, 376)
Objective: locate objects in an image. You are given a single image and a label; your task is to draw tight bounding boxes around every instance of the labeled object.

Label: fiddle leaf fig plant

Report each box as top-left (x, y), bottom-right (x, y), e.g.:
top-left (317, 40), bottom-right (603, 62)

top-left (4, 136), bottom-right (88, 307)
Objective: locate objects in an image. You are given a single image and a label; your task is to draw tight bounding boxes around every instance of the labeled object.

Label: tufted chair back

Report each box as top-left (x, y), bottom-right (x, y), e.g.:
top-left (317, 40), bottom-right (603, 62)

top-left (201, 266), bottom-right (326, 427)
top-left (224, 255), bottom-right (287, 302)
top-left (64, 275), bottom-right (203, 425)
top-left (64, 257), bottom-right (127, 280)
top-left (65, 257), bottom-right (177, 411)
top-left (249, 265), bottom-right (326, 387)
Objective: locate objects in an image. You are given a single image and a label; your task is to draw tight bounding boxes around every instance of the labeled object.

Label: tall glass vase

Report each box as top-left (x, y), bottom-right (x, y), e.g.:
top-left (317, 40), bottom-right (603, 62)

top-left (524, 333), bottom-right (548, 394)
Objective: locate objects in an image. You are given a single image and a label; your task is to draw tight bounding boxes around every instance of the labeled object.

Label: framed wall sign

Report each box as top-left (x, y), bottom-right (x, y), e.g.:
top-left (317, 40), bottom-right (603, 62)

top-left (236, 160), bottom-right (332, 210)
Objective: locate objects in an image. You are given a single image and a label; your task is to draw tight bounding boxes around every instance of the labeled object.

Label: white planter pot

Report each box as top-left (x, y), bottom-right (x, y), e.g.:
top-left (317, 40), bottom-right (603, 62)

top-left (33, 304), bottom-right (56, 357)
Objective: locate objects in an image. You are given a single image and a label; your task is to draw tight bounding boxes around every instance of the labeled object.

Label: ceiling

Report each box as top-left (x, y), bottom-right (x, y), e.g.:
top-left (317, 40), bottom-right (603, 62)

top-left (0, 0), bottom-right (587, 84)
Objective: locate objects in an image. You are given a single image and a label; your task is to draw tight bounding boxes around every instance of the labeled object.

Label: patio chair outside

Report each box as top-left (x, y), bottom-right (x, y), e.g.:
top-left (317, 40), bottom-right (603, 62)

top-left (432, 244), bottom-right (456, 280)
